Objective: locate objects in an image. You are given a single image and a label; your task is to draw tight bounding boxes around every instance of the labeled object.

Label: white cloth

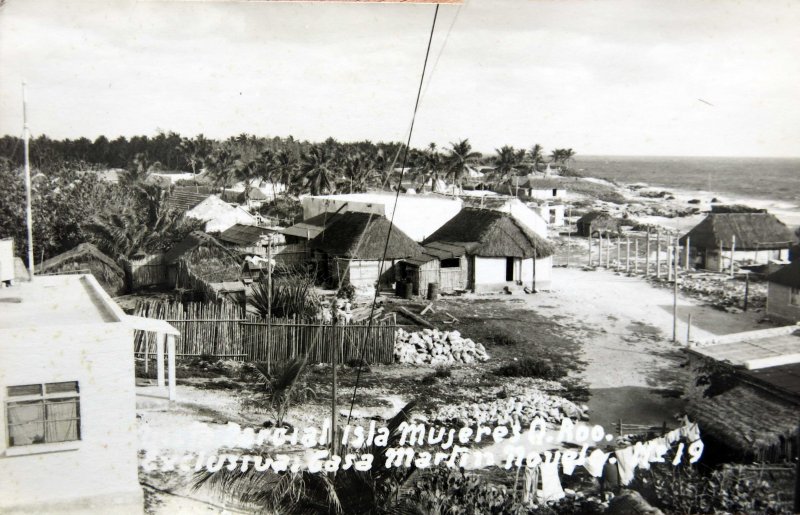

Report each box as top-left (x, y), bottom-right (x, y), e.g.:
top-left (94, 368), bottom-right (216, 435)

top-left (583, 449), bottom-right (609, 478)
top-left (539, 460), bottom-right (565, 501)
top-left (685, 422), bottom-right (701, 442)
top-left (523, 465), bottom-right (539, 506)
top-left (666, 428), bottom-right (681, 444)
top-left (614, 446), bottom-right (638, 486)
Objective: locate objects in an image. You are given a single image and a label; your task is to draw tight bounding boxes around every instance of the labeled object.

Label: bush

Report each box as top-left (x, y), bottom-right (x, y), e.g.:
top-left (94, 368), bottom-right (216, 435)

top-left (433, 366), bottom-right (451, 379)
top-left (337, 282), bottom-right (356, 302)
top-left (494, 358), bottom-right (567, 381)
top-left (488, 330), bottom-right (519, 346)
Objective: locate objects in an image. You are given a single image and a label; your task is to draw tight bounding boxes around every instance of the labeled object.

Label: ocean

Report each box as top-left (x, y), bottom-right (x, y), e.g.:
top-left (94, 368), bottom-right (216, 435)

top-left (574, 156), bottom-right (800, 205)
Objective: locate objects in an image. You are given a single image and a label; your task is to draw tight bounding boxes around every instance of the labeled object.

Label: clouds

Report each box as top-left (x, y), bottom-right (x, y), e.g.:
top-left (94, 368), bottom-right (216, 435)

top-left (0, 0), bottom-right (798, 156)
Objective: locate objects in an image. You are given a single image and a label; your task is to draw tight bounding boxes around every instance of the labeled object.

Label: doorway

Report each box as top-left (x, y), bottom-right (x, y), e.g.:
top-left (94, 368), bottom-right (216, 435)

top-left (505, 257), bottom-right (515, 281)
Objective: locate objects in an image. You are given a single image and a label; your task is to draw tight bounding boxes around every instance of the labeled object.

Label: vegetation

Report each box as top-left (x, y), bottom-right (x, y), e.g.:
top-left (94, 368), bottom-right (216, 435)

top-left (493, 357), bottom-right (568, 381)
top-left (248, 274), bottom-right (323, 320)
top-left (253, 357), bottom-right (315, 426)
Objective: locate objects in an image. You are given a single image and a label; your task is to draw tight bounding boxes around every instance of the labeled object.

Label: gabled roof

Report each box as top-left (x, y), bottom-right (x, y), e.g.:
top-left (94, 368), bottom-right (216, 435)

top-left (167, 187), bottom-right (211, 212)
top-left (39, 242), bottom-right (123, 277)
top-left (310, 212), bottom-right (423, 260)
top-left (219, 224), bottom-right (274, 247)
top-left (768, 260), bottom-right (800, 288)
top-left (404, 241), bottom-right (470, 266)
top-left (423, 208), bottom-right (554, 258)
top-left (679, 213), bottom-right (794, 250)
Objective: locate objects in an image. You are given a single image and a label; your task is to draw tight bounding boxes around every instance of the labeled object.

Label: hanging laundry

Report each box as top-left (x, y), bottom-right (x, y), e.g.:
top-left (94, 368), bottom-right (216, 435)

top-left (614, 446), bottom-right (638, 485)
top-left (666, 428), bottom-right (681, 444)
top-left (523, 464), bottom-right (539, 506)
top-left (539, 460), bottom-right (565, 501)
top-left (647, 437), bottom-right (669, 465)
top-left (600, 459), bottom-right (620, 494)
top-left (584, 448), bottom-right (610, 478)
top-left (561, 448), bottom-right (583, 475)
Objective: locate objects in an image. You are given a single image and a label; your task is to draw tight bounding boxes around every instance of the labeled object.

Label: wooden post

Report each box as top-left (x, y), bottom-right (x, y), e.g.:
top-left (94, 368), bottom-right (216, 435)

top-left (144, 336), bottom-right (149, 374)
top-left (730, 235), bottom-right (736, 278)
top-left (684, 236), bottom-right (691, 271)
top-left (718, 240), bottom-right (724, 273)
top-left (567, 206), bottom-right (572, 267)
top-left (645, 231), bottom-right (651, 277)
top-left (606, 234), bottom-right (611, 268)
top-left (598, 233), bottom-right (603, 267)
top-left (744, 272), bottom-right (750, 312)
top-left (616, 237), bottom-right (621, 271)
top-left (156, 332), bottom-right (165, 388)
top-left (667, 238), bottom-right (674, 282)
top-left (687, 313), bottom-right (693, 346)
top-left (267, 236), bottom-right (273, 375)
top-left (656, 229), bottom-right (661, 279)
top-left (634, 238), bottom-right (639, 274)
top-left (672, 245), bottom-right (678, 343)
top-left (167, 334), bottom-right (176, 401)
top-left (626, 237), bottom-right (631, 274)
top-left (331, 315), bottom-right (338, 456)
top-left (587, 233), bottom-right (592, 267)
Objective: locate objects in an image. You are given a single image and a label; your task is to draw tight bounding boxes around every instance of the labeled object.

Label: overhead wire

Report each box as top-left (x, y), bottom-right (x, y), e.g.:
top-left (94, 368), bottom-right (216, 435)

top-left (346, 3), bottom-right (441, 424)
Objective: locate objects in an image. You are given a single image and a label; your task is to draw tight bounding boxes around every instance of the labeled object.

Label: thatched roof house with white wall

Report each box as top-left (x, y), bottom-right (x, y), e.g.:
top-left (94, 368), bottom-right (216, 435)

top-left (309, 211), bottom-right (423, 290)
top-left (419, 208), bottom-right (555, 292)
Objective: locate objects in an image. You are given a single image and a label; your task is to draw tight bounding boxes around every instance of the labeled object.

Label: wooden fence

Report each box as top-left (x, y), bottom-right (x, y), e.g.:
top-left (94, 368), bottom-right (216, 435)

top-left (132, 300), bottom-right (396, 364)
top-left (122, 253), bottom-right (167, 290)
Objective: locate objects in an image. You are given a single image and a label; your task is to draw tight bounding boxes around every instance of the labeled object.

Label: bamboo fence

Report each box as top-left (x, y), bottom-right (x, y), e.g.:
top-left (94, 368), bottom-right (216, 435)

top-left (132, 300), bottom-right (396, 364)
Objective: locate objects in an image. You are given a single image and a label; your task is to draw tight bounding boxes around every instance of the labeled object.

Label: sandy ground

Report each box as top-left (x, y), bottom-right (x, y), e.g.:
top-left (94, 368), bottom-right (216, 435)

top-left (519, 266), bottom-right (770, 428)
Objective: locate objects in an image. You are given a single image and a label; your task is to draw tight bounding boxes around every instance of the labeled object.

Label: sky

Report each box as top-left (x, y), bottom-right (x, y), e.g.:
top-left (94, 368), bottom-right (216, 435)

top-left (1, 0), bottom-right (799, 157)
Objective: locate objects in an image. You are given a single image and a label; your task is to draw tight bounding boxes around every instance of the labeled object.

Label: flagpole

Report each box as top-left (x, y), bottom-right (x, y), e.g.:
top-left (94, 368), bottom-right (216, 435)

top-left (22, 81), bottom-right (35, 277)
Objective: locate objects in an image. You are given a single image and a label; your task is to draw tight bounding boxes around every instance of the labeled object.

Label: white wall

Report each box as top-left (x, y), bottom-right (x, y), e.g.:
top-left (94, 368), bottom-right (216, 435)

top-left (302, 194), bottom-right (463, 242)
top-left (534, 256), bottom-right (553, 290)
top-left (0, 323), bottom-right (143, 514)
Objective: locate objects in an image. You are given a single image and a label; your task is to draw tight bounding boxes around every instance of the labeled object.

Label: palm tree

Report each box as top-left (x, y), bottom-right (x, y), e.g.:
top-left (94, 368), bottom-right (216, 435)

top-left (342, 152), bottom-right (377, 193)
top-left (193, 401), bottom-right (420, 514)
top-left (234, 157), bottom-right (262, 207)
top-left (274, 150), bottom-right (299, 198)
top-left (445, 139), bottom-right (481, 196)
top-left (119, 152), bottom-right (161, 187)
top-left (206, 147), bottom-right (240, 196)
top-left (414, 144), bottom-right (443, 192)
top-left (529, 144), bottom-right (544, 172)
top-left (300, 145), bottom-right (336, 195)
top-left (492, 145), bottom-right (524, 194)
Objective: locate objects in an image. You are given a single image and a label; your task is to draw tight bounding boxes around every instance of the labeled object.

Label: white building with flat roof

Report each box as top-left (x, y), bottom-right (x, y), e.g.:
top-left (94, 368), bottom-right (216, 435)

top-left (301, 193), bottom-right (463, 242)
top-left (0, 274), bottom-right (178, 515)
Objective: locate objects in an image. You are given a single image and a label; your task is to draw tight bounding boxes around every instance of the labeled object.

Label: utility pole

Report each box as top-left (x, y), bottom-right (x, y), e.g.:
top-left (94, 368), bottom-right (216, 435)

top-left (331, 313), bottom-right (339, 457)
top-left (22, 82), bottom-right (34, 276)
top-left (673, 243), bottom-right (678, 343)
top-left (267, 235), bottom-right (273, 374)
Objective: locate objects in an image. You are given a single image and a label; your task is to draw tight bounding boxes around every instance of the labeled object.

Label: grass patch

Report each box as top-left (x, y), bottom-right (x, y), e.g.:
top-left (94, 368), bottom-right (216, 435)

top-left (493, 358), bottom-right (567, 381)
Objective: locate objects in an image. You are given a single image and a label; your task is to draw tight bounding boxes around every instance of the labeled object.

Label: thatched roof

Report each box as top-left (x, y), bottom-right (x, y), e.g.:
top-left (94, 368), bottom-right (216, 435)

top-left (679, 213), bottom-right (794, 251)
top-left (423, 208), bottom-right (554, 258)
top-left (281, 212), bottom-right (344, 240)
top-left (577, 211), bottom-right (615, 224)
top-left (687, 380), bottom-right (799, 460)
top-left (40, 243), bottom-right (123, 277)
top-left (39, 243), bottom-right (125, 295)
top-left (768, 260), bottom-right (800, 288)
top-left (310, 212), bottom-right (423, 260)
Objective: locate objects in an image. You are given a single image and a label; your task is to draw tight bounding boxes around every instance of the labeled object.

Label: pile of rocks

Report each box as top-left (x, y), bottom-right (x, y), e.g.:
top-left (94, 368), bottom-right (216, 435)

top-left (394, 328), bottom-right (490, 365)
top-left (434, 391), bottom-right (588, 427)
top-left (676, 274), bottom-right (766, 311)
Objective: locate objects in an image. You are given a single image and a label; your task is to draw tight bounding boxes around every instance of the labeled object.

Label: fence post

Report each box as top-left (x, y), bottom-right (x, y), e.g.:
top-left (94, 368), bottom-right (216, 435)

top-left (634, 238), bottom-right (639, 274)
top-left (730, 235), bottom-right (736, 278)
top-left (656, 229), bottom-right (661, 279)
top-left (645, 231), bottom-right (651, 277)
top-left (626, 237), bottom-right (631, 274)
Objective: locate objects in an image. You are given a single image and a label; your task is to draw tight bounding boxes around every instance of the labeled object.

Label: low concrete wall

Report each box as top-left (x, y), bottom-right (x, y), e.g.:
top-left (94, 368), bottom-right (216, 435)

top-left (767, 282), bottom-right (800, 324)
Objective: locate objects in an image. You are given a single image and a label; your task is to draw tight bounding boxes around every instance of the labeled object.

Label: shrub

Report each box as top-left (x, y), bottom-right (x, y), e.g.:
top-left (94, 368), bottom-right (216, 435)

top-left (493, 358), bottom-right (567, 381)
top-left (337, 281), bottom-right (356, 302)
top-left (248, 273), bottom-right (322, 320)
top-left (433, 366), bottom-right (451, 379)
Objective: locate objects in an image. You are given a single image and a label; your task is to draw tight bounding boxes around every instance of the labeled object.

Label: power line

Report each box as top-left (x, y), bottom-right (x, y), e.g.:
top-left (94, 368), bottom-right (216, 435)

top-left (346, 3), bottom-right (441, 424)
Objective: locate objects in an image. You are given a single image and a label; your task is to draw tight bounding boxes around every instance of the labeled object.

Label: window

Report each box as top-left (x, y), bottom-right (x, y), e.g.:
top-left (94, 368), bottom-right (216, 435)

top-left (441, 258), bottom-right (460, 268)
top-left (6, 381), bottom-right (80, 447)
top-left (791, 287), bottom-right (800, 307)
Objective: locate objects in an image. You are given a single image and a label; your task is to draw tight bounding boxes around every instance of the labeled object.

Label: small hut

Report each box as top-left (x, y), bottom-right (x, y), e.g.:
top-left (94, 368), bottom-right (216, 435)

top-left (422, 208), bottom-right (555, 292)
top-left (309, 212), bottom-right (423, 289)
top-left (766, 260), bottom-right (800, 323)
top-left (576, 211), bottom-right (620, 237)
top-left (400, 242), bottom-right (470, 295)
top-left (678, 213), bottom-right (794, 271)
top-left (38, 243), bottom-right (125, 295)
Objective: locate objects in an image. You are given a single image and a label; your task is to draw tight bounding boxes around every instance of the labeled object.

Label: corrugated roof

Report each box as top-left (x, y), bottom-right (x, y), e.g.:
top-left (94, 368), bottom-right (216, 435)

top-left (280, 212), bottom-right (344, 240)
top-left (679, 213), bottom-right (794, 251)
top-left (219, 224), bottom-right (274, 247)
top-left (423, 208), bottom-right (554, 259)
top-left (403, 241), bottom-right (470, 266)
top-left (167, 188), bottom-right (210, 212)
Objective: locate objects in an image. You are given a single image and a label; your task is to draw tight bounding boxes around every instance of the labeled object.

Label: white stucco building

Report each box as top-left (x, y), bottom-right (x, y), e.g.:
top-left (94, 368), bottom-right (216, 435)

top-left (0, 274), bottom-right (178, 514)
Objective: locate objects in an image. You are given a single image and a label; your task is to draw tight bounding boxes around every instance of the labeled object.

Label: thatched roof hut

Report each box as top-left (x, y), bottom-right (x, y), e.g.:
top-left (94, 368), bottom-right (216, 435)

top-left (576, 211), bottom-right (620, 237)
top-left (679, 213), bottom-right (794, 251)
top-left (423, 208), bottom-right (554, 259)
top-left (39, 243), bottom-right (125, 295)
top-left (310, 212), bottom-right (423, 260)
